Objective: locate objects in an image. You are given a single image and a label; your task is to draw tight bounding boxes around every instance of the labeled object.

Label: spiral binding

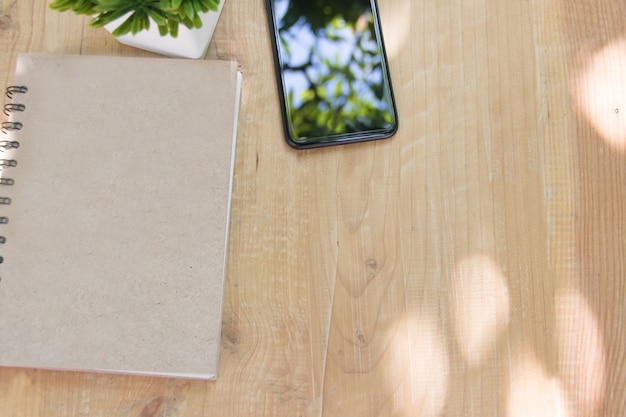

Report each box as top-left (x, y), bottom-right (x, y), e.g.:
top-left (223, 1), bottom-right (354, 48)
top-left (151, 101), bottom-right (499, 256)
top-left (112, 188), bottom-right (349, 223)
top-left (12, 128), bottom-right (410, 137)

top-left (0, 86), bottom-right (26, 268)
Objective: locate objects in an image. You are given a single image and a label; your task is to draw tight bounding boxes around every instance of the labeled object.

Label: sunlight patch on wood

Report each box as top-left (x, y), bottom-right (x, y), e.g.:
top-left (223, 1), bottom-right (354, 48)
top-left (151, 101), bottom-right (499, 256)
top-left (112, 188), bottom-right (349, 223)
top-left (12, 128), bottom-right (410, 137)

top-left (385, 312), bottom-right (449, 417)
top-left (556, 288), bottom-right (606, 417)
top-left (574, 38), bottom-right (626, 151)
top-left (450, 253), bottom-right (510, 367)
top-left (507, 355), bottom-right (568, 417)
top-left (379, 0), bottom-right (411, 61)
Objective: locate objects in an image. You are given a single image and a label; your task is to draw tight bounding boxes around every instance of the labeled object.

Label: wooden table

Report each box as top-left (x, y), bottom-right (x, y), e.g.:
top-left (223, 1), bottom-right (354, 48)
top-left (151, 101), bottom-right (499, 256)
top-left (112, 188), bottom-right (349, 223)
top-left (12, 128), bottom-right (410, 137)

top-left (1, 1), bottom-right (625, 416)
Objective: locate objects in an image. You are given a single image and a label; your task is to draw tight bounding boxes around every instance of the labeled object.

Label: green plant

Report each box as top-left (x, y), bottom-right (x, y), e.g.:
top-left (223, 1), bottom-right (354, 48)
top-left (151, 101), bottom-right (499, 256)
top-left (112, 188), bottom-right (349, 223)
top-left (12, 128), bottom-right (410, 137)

top-left (48, 0), bottom-right (221, 37)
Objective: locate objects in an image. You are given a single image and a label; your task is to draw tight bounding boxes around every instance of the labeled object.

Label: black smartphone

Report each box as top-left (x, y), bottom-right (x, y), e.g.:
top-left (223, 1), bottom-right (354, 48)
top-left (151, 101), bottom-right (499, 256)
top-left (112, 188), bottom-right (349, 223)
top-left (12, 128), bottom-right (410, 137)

top-left (264, 0), bottom-right (398, 149)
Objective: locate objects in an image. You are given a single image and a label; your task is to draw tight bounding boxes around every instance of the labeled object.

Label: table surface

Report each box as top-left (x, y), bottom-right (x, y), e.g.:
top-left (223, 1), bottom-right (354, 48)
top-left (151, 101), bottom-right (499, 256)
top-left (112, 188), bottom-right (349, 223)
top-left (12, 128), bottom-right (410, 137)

top-left (1, 1), bottom-right (625, 416)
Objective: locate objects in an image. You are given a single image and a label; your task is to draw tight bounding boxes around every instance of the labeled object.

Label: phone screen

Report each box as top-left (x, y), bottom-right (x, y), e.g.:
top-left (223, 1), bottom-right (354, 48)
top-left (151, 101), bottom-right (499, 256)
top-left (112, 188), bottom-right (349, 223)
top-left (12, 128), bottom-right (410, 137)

top-left (265, 0), bottom-right (398, 148)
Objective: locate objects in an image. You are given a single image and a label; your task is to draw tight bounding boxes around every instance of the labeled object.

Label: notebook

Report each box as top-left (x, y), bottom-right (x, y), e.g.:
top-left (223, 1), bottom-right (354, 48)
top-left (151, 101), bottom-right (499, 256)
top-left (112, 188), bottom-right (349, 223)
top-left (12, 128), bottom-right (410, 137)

top-left (0, 53), bottom-right (241, 379)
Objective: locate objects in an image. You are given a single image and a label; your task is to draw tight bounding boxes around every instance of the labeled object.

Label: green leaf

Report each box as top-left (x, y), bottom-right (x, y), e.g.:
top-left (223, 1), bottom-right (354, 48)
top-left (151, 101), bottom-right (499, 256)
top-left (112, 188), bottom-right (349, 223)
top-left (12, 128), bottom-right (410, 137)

top-left (138, 10), bottom-right (151, 33)
top-left (197, 0), bottom-right (214, 13)
top-left (208, 0), bottom-right (220, 11)
top-left (168, 16), bottom-right (179, 37)
top-left (49, 0), bottom-right (74, 11)
top-left (182, 0), bottom-right (195, 20)
top-left (110, 14), bottom-right (135, 37)
top-left (49, 0), bottom-right (98, 15)
top-left (180, 15), bottom-right (194, 29)
top-left (75, 0), bottom-right (96, 14)
top-left (90, 8), bottom-right (132, 28)
top-left (158, 0), bottom-right (173, 11)
top-left (192, 0), bottom-right (203, 13)
top-left (130, 13), bottom-right (140, 34)
top-left (192, 13), bottom-right (202, 28)
top-left (146, 9), bottom-right (166, 26)
top-left (94, 0), bottom-right (129, 10)
top-left (157, 22), bottom-right (168, 36)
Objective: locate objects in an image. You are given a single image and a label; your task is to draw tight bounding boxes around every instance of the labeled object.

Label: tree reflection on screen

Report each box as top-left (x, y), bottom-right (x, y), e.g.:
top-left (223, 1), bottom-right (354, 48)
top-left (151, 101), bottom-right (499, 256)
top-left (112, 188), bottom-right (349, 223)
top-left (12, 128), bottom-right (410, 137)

top-left (273, 0), bottom-right (395, 140)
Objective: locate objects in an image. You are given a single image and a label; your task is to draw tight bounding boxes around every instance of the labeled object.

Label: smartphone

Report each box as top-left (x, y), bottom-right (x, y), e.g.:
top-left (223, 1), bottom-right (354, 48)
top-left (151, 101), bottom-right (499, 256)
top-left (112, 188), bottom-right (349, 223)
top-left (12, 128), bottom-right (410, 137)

top-left (264, 0), bottom-right (398, 149)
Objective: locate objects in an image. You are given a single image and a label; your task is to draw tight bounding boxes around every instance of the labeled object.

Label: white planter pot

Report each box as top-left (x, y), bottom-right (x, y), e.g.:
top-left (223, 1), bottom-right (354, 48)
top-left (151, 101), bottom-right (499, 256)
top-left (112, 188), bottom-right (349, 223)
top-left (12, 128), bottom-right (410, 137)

top-left (103, 2), bottom-right (225, 59)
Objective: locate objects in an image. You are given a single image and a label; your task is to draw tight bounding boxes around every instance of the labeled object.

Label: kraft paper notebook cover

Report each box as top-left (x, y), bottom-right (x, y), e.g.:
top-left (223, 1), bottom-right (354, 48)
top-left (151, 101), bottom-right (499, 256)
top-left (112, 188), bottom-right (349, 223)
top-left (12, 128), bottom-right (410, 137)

top-left (0, 53), bottom-right (241, 379)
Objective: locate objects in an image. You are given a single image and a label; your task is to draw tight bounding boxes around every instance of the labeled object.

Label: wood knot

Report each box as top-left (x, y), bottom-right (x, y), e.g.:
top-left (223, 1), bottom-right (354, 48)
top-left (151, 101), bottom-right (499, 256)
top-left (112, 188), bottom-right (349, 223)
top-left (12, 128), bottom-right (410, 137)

top-left (141, 396), bottom-right (177, 417)
top-left (366, 258), bottom-right (378, 270)
top-left (355, 329), bottom-right (367, 347)
top-left (141, 397), bottom-right (164, 417)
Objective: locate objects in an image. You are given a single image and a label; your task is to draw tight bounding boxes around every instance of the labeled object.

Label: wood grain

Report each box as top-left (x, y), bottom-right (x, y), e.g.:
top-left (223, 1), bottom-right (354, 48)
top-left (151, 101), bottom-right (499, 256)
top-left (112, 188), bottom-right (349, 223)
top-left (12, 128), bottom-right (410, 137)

top-left (1, 0), bottom-right (625, 415)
